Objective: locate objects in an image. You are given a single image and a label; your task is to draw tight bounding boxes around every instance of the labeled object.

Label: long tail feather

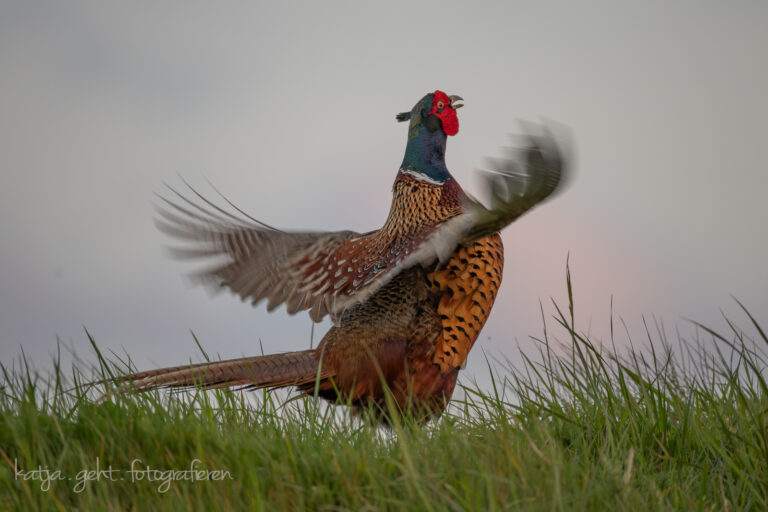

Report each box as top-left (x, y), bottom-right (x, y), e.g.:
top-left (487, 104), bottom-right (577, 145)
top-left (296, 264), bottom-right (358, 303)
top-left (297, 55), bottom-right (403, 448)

top-left (119, 349), bottom-right (326, 392)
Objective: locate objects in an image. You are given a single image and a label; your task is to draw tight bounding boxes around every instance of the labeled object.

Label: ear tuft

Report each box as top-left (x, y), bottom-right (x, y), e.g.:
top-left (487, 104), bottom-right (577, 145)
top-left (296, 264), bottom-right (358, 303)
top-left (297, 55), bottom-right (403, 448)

top-left (396, 112), bottom-right (411, 122)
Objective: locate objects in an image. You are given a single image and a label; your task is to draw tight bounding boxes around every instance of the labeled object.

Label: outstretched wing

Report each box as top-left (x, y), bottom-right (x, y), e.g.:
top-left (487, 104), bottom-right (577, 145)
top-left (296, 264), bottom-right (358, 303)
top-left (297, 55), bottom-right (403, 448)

top-left (155, 185), bottom-right (365, 322)
top-left (157, 123), bottom-right (570, 323)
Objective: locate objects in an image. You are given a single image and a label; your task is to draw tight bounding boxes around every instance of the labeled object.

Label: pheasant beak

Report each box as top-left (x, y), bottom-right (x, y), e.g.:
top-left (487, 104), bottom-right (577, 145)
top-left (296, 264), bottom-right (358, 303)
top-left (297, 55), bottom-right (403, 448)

top-left (449, 95), bottom-right (464, 110)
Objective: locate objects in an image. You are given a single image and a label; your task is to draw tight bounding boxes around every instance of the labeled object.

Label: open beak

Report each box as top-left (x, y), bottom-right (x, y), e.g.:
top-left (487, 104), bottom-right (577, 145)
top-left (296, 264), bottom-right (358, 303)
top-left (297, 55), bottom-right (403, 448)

top-left (449, 95), bottom-right (464, 110)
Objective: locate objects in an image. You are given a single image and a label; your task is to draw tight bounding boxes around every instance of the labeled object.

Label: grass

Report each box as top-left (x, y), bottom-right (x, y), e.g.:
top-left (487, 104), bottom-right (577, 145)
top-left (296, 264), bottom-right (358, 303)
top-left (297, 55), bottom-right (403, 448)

top-left (1, 284), bottom-right (767, 511)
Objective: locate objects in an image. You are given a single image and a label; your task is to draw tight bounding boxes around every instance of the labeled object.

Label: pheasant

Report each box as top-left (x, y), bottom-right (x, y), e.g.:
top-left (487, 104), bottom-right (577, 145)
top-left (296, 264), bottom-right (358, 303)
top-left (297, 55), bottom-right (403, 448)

top-left (122, 90), bottom-right (568, 422)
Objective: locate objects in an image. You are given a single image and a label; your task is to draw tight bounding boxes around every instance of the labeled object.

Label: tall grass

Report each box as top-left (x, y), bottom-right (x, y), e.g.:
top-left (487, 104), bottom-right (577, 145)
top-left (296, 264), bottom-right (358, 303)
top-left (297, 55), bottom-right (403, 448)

top-left (1, 280), bottom-right (766, 511)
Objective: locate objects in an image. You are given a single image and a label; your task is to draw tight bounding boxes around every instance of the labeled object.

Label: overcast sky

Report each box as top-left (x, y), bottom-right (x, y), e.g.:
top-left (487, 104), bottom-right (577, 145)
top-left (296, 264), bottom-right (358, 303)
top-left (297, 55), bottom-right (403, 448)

top-left (1, 1), bottom-right (766, 388)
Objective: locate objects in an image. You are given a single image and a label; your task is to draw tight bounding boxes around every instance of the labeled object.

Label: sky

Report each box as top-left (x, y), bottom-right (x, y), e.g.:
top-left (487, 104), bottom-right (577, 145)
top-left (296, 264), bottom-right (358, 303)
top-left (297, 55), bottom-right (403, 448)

top-left (1, 1), bottom-right (766, 389)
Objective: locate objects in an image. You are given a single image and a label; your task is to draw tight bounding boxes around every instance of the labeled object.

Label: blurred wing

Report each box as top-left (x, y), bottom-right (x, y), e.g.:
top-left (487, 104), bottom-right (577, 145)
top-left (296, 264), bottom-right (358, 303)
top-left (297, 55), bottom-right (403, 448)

top-left (378, 123), bottom-right (571, 278)
top-left (459, 125), bottom-right (569, 243)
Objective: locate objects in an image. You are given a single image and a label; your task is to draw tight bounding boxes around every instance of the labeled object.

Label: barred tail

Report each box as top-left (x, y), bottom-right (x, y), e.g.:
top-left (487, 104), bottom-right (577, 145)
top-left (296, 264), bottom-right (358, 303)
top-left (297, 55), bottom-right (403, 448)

top-left (119, 349), bottom-right (326, 392)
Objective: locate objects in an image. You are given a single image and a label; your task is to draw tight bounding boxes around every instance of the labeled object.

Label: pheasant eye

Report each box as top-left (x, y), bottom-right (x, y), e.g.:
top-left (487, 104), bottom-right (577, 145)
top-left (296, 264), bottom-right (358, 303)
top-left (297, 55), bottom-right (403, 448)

top-left (437, 100), bottom-right (444, 110)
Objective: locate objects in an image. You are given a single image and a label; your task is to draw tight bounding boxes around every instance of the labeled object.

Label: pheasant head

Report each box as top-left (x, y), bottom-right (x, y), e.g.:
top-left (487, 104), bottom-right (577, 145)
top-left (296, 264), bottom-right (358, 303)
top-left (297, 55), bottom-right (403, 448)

top-left (397, 90), bottom-right (464, 184)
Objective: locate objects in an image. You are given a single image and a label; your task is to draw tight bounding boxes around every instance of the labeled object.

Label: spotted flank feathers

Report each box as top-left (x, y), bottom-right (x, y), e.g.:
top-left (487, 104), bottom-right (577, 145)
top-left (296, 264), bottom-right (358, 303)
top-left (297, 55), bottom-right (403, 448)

top-left (430, 234), bottom-right (504, 371)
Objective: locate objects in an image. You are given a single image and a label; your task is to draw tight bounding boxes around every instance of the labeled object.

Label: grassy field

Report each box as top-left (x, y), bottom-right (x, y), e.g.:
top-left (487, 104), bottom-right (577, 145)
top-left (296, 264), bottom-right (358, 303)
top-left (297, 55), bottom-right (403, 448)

top-left (1, 293), bottom-right (767, 511)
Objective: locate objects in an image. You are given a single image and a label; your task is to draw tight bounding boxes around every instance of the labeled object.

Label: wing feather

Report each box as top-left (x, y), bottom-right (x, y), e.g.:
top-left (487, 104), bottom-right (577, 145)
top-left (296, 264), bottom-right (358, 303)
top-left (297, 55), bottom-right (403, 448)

top-left (156, 185), bottom-right (359, 322)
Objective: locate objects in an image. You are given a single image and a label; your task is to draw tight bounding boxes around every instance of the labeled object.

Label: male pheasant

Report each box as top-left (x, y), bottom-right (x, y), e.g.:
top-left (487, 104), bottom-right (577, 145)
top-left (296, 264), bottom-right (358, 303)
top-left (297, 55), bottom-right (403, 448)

top-left (123, 90), bottom-right (568, 422)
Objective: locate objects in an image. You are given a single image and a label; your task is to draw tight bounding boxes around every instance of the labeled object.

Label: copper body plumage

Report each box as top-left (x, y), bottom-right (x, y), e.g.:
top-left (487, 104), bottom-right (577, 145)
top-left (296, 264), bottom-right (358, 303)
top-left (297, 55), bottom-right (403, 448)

top-left (124, 90), bottom-right (569, 423)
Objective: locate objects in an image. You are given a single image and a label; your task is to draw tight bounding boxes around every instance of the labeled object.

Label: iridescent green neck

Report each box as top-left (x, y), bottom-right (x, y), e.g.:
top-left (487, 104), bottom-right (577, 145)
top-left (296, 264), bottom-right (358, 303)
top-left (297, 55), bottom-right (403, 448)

top-left (399, 121), bottom-right (452, 184)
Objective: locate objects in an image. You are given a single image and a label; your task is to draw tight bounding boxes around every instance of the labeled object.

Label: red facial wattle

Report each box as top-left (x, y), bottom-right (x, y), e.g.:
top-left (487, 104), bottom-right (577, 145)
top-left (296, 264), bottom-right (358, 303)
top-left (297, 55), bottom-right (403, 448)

top-left (429, 90), bottom-right (459, 136)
